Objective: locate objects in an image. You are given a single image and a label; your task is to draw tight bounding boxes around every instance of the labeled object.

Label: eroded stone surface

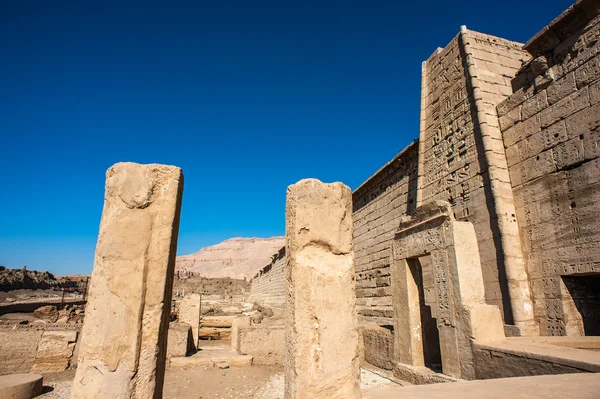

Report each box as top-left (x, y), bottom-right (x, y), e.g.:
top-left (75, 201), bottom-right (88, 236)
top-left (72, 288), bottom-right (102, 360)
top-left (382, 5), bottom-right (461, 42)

top-left (166, 322), bottom-right (194, 358)
top-left (71, 162), bottom-right (183, 399)
top-left (499, 0), bottom-right (600, 337)
top-left (285, 179), bottom-right (361, 399)
top-left (30, 330), bottom-right (78, 373)
top-left (178, 294), bottom-right (200, 349)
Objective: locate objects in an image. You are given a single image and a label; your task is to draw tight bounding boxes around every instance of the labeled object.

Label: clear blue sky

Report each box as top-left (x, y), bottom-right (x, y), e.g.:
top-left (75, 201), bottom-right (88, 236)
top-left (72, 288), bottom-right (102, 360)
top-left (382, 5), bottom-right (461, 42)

top-left (0, 0), bottom-right (571, 275)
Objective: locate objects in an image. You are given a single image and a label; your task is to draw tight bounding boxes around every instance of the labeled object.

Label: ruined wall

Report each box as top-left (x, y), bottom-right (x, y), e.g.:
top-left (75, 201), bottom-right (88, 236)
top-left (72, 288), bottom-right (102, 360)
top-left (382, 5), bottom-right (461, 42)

top-left (173, 276), bottom-right (250, 297)
top-left (418, 29), bottom-right (534, 331)
top-left (0, 324), bottom-right (80, 375)
top-left (0, 328), bottom-right (43, 375)
top-left (498, 0), bottom-right (600, 336)
top-left (249, 248), bottom-right (286, 309)
top-left (352, 142), bottom-right (419, 327)
top-left (238, 325), bottom-right (285, 365)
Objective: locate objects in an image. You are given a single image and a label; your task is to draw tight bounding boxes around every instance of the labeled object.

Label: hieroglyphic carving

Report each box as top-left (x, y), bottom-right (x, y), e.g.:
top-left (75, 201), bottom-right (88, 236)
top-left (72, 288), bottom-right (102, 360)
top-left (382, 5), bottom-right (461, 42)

top-left (431, 250), bottom-right (453, 327)
top-left (421, 40), bottom-right (479, 220)
top-left (391, 201), bottom-right (502, 379)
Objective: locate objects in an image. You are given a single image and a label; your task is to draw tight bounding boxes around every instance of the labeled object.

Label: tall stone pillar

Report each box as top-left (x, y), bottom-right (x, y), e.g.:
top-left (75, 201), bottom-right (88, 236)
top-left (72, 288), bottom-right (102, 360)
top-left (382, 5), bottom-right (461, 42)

top-left (71, 163), bottom-right (184, 399)
top-left (284, 179), bottom-right (361, 399)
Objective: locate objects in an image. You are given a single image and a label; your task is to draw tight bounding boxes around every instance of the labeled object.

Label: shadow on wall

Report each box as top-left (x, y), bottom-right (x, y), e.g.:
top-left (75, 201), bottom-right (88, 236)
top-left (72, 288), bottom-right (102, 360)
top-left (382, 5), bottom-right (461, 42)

top-left (459, 42), bottom-right (515, 325)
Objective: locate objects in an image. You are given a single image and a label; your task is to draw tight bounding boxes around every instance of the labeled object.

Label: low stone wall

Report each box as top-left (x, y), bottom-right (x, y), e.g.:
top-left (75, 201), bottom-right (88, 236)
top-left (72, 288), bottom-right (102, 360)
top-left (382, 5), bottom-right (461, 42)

top-left (0, 328), bottom-right (43, 375)
top-left (0, 300), bottom-right (86, 316)
top-left (173, 276), bottom-right (250, 297)
top-left (167, 322), bottom-right (195, 358)
top-left (473, 337), bottom-right (600, 379)
top-left (0, 324), bottom-right (80, 375)
top-left (474, 345), bottom-right (595, 379)
top-left (30, 330), bottom-right (78, 373)
top-left (238, 325), bottom-right (284, 365)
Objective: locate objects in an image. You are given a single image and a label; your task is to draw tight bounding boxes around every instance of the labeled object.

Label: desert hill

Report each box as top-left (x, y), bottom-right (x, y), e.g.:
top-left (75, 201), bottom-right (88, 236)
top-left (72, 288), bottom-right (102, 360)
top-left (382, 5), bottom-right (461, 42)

top-left (175, 237), bottom-right (285, 280)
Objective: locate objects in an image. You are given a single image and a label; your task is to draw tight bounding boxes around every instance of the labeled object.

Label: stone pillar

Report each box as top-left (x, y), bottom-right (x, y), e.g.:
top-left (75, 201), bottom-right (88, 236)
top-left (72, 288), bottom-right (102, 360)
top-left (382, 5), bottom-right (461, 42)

top-left (284, 179), bottom-right (361, 399)
top-left (231, 316), bottom-right (251, 353)
top-left (179, 293), bottom-right (201, 350)
top-left (71, 163), bottom-right (184, 399)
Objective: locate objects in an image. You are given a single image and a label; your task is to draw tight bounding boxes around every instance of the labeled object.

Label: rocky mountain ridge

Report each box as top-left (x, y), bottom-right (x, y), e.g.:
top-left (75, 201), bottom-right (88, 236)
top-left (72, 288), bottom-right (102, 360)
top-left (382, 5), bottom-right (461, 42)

top-left (175, 237), bottom-right (285, 280)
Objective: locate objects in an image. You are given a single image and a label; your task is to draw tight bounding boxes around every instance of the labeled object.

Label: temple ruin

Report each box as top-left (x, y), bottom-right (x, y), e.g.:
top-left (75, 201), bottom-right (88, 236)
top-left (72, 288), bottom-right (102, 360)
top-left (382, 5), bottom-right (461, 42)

top-left (0, 1), bottom-right (599, 397)
top-left (251, 0), bottom-right (600, 383)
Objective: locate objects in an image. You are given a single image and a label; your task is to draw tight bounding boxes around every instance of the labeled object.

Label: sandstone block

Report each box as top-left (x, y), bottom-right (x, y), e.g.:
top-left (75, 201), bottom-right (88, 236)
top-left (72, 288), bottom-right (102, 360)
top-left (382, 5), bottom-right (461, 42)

top-left (0, 330), bottom-right (44, 375)
top-left (360, 324), bottom-right (394, 370)
top-left (30, 330), bottom-right (78, 373)
top-left (71, 162), bottom-right (184, 399)
top-left (167, 322), bottom-right (194, 358)
top-left (178, 293), bottom-right (200, 348)
top-left (590, 78), bottom-right (600, 105)
top-left (285, 179), bottom-right (361, 399)
top-left (521, 91), bottom-right (549, 119)
top-left (547, 72), bottom-right (577, 105)
top-left (238, 325), bottom-right (285, 365)
top-left (575, 55), bottom-right (600, 89)
top-left (499, 104), bottom-right (522, 131)
top-left (231, 316), bottom-right (251, 353)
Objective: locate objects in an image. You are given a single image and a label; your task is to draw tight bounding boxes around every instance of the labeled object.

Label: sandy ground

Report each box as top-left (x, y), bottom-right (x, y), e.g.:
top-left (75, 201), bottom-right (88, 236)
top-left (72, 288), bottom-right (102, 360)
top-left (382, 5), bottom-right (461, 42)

top-left (38, 366), bottom-right (398, 399)
top-left (32, 366), bottom-right (600, 398)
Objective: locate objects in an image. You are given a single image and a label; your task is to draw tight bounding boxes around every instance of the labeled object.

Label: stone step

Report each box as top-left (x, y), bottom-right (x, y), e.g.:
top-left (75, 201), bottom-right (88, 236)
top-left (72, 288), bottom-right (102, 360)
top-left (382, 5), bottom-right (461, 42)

top-left (169, 351), bottom-right (253, 369)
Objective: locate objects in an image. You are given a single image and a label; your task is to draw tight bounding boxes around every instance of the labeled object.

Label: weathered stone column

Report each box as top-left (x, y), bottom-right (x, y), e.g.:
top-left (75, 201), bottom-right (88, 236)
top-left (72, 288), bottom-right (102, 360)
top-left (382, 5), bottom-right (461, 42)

top-left (284, 179), bottom-right (361, 399)
top-left (71, 163), bottom-right (184, 399)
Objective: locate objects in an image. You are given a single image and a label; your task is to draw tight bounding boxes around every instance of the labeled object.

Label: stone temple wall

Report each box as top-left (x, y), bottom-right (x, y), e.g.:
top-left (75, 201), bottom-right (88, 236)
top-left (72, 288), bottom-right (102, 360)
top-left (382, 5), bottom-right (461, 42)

top-left (250, 2), bottom-right (600, 373)
top-left (498, 0), bottom-right (600, 336)
top-left (249, 247), bottom-right (286, 309)
top-left (418, 29), bottom-right (534, 331)
top-left (352, 142), bottom-right (419, 328)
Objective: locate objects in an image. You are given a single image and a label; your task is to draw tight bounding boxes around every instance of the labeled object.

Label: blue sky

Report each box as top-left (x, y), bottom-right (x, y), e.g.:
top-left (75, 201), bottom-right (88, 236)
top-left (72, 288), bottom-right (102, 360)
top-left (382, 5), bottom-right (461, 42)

top-left (0, 0), bottom-right (572, 275)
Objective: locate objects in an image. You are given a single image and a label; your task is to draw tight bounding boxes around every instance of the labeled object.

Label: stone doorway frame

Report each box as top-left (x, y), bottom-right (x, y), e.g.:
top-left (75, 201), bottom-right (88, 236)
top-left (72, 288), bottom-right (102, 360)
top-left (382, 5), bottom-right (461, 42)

top-left (391, 201), bottom-right (504, 379)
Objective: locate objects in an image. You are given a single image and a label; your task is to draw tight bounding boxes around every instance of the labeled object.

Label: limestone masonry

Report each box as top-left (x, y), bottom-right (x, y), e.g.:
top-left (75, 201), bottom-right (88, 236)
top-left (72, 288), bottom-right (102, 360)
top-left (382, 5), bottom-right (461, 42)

top-left (71, 163), bottom-right (184, 399)
top-left (285, 179), bottom-right (361, 399)
top-left (249, 247), bottom-right (286, 309)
